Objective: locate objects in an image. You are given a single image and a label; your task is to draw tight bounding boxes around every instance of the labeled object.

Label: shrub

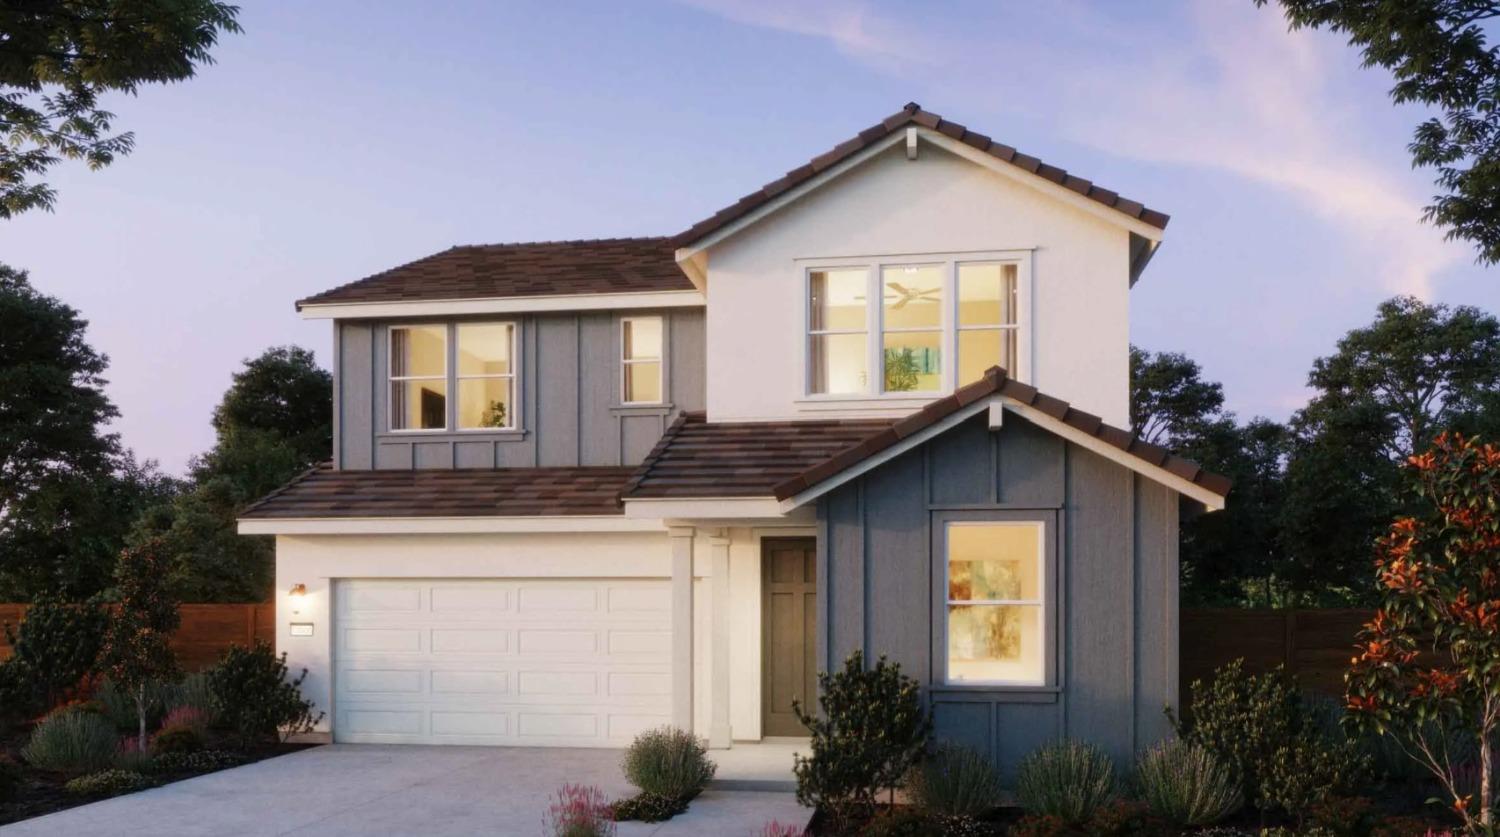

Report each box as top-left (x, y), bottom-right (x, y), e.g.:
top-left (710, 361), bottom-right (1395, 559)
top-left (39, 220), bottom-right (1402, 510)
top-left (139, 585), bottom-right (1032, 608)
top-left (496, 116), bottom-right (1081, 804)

top-left (542, 783), bottom-right (615, 837)
top-left (113, 735), bottom-right (153, 772)
top-left (21, 707), bottom-right (119, 773)
top-left (0, 594), bottom-right (108, 716)
top-left (1014, 740), bottom-right (1116, 824)
top-left (1133, 739), bottom-right (1241, 826)
top-left (207, 641), bottom-right (323, 747)
top-left (860, 806), bottom-right (942, 836)
top-left (905, 743), bottom-right (1003, 819)
top-left (1169, 659), bottom-right (1366, 814)
top-left (620, 726), bottom-right (715, 801)
top-left (608, 792), bottom-right (685, 823)
top-left (163, 672), bottom-right (216, 722)
top-left (1260, 733), bottom-right (1370, 826)
top-left (64, 769), bottom-right (153, 797)
top-left (791, 651), bottom-right (931, 832)
top-left (94, 676), bottom-right (168, 732)
top-left (0, 755), bottom-right (23, 803)
top-left (756, 821), bottom-right (807, 837)
top-left (1304, 796), bottom-right (1378, 837)
top-left (160, 705), bottom-right (210, 737)
top-left (150, 724), bottom-right (204, 756)
top-left (147, 749), bottom-right (247, 774)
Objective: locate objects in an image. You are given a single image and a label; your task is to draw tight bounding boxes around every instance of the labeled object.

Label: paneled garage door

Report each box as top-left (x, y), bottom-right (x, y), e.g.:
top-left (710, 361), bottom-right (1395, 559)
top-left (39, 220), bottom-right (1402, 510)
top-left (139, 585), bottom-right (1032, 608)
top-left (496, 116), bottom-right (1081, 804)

top-left (333, 578), bottom-right (673, 746)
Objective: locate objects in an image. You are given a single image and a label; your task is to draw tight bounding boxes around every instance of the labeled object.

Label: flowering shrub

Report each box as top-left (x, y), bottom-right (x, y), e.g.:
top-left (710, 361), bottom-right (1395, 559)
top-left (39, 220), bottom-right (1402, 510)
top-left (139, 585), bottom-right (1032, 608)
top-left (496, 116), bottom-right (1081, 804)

top-left (1346, 432), bottom-right (1500, 832)
top-left (113, 735), bottom-right (153, 771)
top-left (160, 705), bottom-right (210, 737)
top-left (542, 783), bottom-right (615, 837)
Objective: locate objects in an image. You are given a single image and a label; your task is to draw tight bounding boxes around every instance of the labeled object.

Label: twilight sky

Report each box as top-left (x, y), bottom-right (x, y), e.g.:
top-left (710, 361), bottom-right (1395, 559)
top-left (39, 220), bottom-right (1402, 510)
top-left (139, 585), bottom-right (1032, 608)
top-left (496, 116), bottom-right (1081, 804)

top-left (3, 0), bottom-right (1499, 474)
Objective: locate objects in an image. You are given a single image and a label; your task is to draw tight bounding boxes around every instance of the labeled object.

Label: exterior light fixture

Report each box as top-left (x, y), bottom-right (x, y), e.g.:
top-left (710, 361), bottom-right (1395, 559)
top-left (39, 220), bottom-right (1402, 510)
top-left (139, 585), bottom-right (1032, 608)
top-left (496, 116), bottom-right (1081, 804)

top-left (289, 583), bottom-right (307, 598)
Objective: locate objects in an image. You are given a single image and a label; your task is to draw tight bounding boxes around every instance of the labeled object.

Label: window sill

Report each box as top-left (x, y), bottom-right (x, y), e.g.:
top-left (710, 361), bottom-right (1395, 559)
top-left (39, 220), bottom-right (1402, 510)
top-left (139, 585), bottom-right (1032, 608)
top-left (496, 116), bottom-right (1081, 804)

top-left (929, 684), bottom-right (1059, 703)
top-left (610, 403), bottom-right (674, 413)
top-left (376, 429), bottom-right (530, 443)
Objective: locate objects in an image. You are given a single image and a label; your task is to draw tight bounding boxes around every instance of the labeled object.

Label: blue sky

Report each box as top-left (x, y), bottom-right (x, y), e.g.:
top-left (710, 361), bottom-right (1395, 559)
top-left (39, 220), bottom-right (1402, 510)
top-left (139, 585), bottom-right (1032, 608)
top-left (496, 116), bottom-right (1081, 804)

top-left (3, 0), bottom-right (1499, 474)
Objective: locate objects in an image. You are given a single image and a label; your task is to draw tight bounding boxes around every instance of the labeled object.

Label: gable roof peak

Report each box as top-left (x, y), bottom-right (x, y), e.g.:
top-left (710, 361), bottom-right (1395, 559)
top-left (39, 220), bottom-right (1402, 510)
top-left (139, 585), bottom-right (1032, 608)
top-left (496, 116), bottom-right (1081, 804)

top-left (672, 104), bottom-right (1169, 249)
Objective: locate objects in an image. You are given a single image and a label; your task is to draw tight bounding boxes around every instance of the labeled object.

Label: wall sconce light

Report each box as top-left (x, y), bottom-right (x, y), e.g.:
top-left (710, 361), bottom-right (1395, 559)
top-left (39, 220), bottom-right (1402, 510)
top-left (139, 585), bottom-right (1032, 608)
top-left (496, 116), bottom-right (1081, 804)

top-left (289, 583), bottom-right (307, 598)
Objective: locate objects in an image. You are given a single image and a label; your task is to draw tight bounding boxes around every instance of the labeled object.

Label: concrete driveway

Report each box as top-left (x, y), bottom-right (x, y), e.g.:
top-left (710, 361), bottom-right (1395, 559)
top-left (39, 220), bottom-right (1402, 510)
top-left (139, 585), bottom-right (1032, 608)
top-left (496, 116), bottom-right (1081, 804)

top-left (0, 745), bottom-right (808, 836)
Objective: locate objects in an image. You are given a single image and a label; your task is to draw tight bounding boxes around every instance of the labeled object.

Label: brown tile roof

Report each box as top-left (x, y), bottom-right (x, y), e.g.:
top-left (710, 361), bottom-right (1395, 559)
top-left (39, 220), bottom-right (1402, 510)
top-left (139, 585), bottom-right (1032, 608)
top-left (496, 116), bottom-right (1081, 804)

top-left (240, 465), bottom-right (636, 518)
top-left (621, 413), bottom-right (896, 499)
top-left (621, 368), bottom-right (1229, 504)
top-left (296, 237), bottom-right (694, 310)
top-left (672, 103), bottom-right (1169, 248)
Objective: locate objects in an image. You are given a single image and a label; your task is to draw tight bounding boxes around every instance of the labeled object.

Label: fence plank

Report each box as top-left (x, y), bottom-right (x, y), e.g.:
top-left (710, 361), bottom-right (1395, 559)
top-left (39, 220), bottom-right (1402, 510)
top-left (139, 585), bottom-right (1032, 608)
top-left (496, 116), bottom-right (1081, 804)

top-left (0, 602), bottom-right (276, 671)
top-left (1180, 608), bottom-right (1372, 709)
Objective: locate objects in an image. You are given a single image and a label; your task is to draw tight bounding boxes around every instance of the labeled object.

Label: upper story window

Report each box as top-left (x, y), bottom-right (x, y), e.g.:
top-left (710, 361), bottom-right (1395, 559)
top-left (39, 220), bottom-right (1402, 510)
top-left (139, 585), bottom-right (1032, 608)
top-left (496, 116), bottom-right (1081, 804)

top-left (456, 323), bottom-right (516, 429)
top-left (389, 322), bottom-right (516, 432)
top-left (389, 325), bottom-right (447, 431)
top-left (945, 521), bottom-right (1046, 685)
top-left (806, 255), bottom-right (1022, 397)
top-left (621, 317), bottom-right (664, 404)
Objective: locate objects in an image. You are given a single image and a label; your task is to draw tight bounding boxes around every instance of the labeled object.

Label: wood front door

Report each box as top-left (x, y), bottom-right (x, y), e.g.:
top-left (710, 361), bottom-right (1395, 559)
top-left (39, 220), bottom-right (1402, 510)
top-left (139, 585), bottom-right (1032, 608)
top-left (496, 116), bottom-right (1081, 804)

top-left (762, 537), bottom-right (818, 737)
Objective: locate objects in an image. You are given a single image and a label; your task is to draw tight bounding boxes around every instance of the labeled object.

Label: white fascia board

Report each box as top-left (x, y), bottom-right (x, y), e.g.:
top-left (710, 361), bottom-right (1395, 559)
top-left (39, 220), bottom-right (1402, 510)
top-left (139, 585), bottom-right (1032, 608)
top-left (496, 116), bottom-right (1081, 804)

top-left (1000, 400), bottom-right (1226, 510)
top-left (298, 290), bottom-right (705, 320)
top-left (236, 515), bottom-right (666, 535)
top-left (622, 497), bottom-right (794, 520)
top-left (779, 398), bottom-right (993, 511)
top-left (674, 133), bottom-right (907, 265)
top-left (918, 129), bottom-right (1166, 242)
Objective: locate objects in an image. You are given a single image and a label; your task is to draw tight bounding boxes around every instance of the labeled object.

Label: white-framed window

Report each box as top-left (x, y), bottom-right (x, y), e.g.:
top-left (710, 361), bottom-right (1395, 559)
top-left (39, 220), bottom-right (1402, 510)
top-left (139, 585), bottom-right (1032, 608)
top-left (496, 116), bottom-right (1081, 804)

top-left (803, 252), bottom-right (1027, 398)
top-left (389, 324), bottom-right (448, 431)
top-left (944, 520), bottom-right (1046, 686)
top-left (456, 323), bottom-right (516, 429)
top-left (808, 267), bottom-right (870, 395)
top-left (621, 316), bottom-right (664, 404)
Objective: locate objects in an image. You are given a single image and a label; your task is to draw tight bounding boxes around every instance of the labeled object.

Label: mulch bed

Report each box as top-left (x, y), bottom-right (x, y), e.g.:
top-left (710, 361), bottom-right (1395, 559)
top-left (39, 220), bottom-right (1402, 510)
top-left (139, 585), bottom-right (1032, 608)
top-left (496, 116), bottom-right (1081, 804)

top-left (0, 726), bottom-right (317, 827)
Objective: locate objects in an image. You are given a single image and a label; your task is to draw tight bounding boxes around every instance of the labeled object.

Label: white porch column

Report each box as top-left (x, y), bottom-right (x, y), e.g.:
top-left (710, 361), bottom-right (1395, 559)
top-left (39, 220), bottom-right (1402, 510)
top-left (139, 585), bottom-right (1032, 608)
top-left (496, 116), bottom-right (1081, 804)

top-left (707, 529), bottom-right (732, 748)
top-left (669, 525), bottom-right (696, 731)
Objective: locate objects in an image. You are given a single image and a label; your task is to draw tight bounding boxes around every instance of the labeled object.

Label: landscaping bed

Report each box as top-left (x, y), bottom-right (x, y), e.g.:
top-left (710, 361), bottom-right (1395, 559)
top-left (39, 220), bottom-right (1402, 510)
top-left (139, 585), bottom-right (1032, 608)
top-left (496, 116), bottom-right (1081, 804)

top-left (0, 726), bottom-right (315, 827)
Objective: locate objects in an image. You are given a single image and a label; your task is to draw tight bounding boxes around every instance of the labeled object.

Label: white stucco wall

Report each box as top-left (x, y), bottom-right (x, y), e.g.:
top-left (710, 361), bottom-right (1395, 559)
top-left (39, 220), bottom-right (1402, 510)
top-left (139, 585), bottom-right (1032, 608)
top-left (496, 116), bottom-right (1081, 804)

top-left (703, 142), bottom-right (1133, 427)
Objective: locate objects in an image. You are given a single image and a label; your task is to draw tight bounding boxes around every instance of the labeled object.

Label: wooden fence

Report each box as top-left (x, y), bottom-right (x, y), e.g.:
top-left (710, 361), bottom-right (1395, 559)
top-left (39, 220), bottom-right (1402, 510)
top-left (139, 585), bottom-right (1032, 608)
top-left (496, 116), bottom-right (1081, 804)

top-left (0, 602), bottom-right (275, 671)
top-left (1180, 608), bottom-right (1373, 707)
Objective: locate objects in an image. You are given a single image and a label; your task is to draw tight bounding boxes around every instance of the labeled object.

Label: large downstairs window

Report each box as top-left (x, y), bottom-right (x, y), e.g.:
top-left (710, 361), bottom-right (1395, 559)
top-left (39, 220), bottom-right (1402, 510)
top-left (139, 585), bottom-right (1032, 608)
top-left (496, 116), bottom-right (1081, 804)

top-left (945, 521), bottom-right (1046, 685)
top-left (806, 255), bottom-right (1023, 397)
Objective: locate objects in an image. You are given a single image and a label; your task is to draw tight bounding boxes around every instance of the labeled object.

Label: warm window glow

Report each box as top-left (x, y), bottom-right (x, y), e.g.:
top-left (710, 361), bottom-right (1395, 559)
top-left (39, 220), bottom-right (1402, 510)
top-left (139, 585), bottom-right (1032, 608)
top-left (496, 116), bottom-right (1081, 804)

top-left (809, 269), bottom-right (869, 395)
top-left (957, 263), bottom-right (1018, 384)
top-left (390, 325), bottom-right (447, 430)
top-left (456, 323), bottom-right (515, 429)
top-left (622, 317), bottom-right (663, 404)
top-left (946, 522), bottom-right (1045, 685)
top-left (881, 264), bottom-right (943, 392)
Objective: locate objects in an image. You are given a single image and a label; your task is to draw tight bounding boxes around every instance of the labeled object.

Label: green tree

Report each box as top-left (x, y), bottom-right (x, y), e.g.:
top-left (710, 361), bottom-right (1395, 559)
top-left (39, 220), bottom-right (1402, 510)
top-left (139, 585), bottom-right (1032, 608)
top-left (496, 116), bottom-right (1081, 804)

top-left (1130, 345), bottom-right (1227, 447)
top-left (1257, 0), bottom-right (1500, 264)
top-left (98, 538), bottom-right (179, 751)
top-left (1281, 296), bottom-right (1500, 604)
top-left (1131, 345), bottom-right (1291, 605)
top-left (134, 346), bottom-right (330, 601)
top-left (0, 264), bottom-right (174, 599)
top-left (0, 0), bottom-right (241, 217)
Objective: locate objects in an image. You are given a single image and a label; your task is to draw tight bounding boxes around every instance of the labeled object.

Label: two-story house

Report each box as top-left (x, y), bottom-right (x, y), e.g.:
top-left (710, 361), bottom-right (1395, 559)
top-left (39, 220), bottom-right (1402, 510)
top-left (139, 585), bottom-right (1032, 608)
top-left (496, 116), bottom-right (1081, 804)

top-left (238, 104), bottom-right (1228, 771)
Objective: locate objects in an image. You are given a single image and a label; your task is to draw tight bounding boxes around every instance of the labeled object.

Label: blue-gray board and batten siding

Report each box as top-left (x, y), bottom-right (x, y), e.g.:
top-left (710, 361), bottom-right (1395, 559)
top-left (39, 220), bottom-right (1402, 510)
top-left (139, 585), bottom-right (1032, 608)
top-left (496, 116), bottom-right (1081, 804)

top-left (816, 411), bottom-right (1180, 771)
top-left (331, 308), bottom-right (706, 470)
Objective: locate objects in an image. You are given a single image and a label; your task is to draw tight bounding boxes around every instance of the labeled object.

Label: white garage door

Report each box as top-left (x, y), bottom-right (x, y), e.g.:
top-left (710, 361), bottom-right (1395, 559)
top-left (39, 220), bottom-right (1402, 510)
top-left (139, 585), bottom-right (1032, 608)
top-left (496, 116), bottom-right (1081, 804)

top-left (333, 578), bottom-right (673, 747)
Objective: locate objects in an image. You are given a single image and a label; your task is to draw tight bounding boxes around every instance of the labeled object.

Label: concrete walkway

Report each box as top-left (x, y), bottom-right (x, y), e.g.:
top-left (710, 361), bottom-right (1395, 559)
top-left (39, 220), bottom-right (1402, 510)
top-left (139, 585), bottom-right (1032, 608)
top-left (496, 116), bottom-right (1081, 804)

top-left (1, 745), bottom-right (808, 836)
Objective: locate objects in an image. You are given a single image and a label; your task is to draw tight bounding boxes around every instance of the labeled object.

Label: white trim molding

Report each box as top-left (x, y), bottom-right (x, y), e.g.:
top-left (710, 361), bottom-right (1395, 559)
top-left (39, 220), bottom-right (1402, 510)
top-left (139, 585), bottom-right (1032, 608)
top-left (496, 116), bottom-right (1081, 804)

top-left (237, 515), bottom-right (667, 536)
top-left (622, 497), bottom-right (812, 521)
top-left (298, 290), bottom-right (705, 320)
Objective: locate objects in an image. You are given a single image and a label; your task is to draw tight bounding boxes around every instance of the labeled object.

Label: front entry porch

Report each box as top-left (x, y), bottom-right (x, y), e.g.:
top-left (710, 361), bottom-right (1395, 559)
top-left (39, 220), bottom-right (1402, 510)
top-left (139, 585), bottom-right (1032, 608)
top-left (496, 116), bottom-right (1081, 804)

top-left (665, 522), bottom-right (818, 753)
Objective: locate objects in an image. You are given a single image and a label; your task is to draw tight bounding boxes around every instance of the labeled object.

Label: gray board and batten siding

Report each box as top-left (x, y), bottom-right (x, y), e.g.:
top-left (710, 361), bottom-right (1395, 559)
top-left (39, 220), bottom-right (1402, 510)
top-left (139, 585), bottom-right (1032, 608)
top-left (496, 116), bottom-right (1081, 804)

top-left (332, 308), bottom-right (706, 470)
top-left (816, 411), bottom-right (1180, 771)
